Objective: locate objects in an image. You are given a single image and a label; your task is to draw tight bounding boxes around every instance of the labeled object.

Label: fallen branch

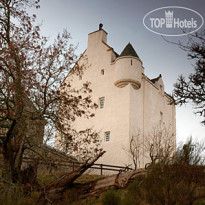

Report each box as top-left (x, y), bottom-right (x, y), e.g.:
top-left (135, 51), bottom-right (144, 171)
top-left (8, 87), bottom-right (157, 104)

top-left (37, 151), bottom-right (105, 204)
top-left (92, 168), bottom-right (146, 193)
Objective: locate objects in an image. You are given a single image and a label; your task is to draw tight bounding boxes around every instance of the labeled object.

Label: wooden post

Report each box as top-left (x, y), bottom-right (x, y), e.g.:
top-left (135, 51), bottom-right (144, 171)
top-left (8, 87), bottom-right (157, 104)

top-left (73, 162), bottom-right (75, 172)
top-left (100, 164), bottom-right (103, 175)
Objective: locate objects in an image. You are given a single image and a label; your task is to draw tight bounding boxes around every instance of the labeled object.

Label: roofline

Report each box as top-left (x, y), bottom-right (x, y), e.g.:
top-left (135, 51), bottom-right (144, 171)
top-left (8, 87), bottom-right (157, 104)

top-left (143, 74), bottom-right (174, 101)
top-left (102, 40), bottom-right (112, 49)
top-left (143, 74), bottom-right (159, 89)
top-left (68, 49), bottom-right (87, 75)
top-left (111, 55), bottom-right (142, 65)
top-left (164, 92), bottom-right (175, 101)
top-left (88, 29), bottom-right (108, 35)
top-left (60, 49), bottom-right (87, 86)
top-left (151, 74), bottom-right (162, 84)
top-left (102, 41), bottom-right (119, 56)
top-left (44, 144), bottom-right (78, 162)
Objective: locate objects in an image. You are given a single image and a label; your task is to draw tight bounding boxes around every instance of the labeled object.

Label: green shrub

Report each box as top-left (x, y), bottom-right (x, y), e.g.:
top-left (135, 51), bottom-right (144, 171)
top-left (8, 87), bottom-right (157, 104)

top-left (193, 199), bottom-right (205, 205)
top-left (0, 191), bottom-right (38, 205)
top-left (102, 189), bottom-right (121, 205)
top-left (122, 177), bottom-right (145, 205)
top-left (123, 139), bottom-right (205, 205)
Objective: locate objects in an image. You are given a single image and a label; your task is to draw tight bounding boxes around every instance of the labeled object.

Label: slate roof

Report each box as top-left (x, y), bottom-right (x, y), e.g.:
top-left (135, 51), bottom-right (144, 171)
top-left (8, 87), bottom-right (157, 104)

top-left (114, 51), bottom-right (119, 58)
top-left (150, 74), bottom-right (162, 84)
top-left (120, 43), bottom-right (139, 58)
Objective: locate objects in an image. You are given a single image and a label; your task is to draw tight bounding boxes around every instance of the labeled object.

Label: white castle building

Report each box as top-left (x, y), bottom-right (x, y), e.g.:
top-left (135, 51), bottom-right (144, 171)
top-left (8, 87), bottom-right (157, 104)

top-left (56, 25), bottom-right (176, 170)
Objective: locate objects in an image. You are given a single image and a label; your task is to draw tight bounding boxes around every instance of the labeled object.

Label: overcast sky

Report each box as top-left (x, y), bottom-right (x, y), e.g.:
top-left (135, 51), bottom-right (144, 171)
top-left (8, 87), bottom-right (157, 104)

top-left (33, 0), bottom-right (205, 144)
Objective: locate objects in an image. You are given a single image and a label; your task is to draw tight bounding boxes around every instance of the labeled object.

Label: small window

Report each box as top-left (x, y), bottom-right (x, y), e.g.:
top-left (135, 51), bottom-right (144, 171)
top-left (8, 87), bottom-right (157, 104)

top-left (160, 111), bottom-right (163, 122)
top-left (101, 69), bottom-right (104, 75)
top-left (159, 85), bottom-right (163, 93)
top-left (99, 97), bottom-right (105, 109)
top-left (105, 131), bottom-right (110, 142)
top-left (131, 60), bottom-right (132, 65)
top-left (79, 75), bottom-right (82, 80)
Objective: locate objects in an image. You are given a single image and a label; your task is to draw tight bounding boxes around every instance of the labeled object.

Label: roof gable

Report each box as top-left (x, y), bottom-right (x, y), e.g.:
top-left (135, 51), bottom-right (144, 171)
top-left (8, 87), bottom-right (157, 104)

top-left (120, 43), bottom-right (139, 58)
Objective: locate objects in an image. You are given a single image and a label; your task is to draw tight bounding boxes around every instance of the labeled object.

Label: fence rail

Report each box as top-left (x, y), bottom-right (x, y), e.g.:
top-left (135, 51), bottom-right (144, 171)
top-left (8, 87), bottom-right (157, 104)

top-left (90, 163), bottom-right (132, 175)
top-left (22, 157), bottom-right (133, 175)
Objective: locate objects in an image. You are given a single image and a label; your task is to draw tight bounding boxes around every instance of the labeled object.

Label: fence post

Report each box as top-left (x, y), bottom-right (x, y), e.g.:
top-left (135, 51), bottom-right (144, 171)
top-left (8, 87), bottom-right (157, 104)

top-left (100, 164), bottom-right (103, 175)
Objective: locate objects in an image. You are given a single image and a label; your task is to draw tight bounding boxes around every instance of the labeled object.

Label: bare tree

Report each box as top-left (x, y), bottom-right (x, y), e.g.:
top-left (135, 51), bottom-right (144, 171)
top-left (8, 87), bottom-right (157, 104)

top-left (123, 138), bottom-right (205, 205)
top-left (143, 125), bottom-right (175, 164)
top-left (126, 125), bottom-right (175, 170)
top-left (123, 131), bottom-right (142, 170)
top-left (0, 0), bottom-right (102, 187)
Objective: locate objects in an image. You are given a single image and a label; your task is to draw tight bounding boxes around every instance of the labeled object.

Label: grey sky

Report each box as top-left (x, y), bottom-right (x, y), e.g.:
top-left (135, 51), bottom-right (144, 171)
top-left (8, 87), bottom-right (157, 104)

top-left (33, 0), bottom-right (205, 143)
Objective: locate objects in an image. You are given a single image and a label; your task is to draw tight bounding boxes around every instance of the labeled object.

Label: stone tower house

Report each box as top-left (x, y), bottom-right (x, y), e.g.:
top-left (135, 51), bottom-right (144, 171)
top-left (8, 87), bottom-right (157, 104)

top-left (56, 25), bottom-right (176, 170)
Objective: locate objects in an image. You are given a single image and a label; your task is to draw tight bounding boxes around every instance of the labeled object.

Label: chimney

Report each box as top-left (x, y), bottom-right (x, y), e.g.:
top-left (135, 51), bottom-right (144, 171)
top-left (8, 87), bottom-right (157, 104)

top-left (88, 24), bottom-right (108, 48)
top-left (99, 23), bottom-right (103, 30)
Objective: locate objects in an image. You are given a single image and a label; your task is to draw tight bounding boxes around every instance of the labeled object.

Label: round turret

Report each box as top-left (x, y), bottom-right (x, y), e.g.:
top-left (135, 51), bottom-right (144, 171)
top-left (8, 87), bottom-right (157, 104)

top-left (113, 43), bottom-right (144, 90)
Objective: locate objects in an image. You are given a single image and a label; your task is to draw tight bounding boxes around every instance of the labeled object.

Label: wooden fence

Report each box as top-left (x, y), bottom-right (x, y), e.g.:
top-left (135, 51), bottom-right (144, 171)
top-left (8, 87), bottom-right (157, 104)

top-left (22, 157), bottom-right (132, 175)
top-left (89, 163), bottom-right (132, 175)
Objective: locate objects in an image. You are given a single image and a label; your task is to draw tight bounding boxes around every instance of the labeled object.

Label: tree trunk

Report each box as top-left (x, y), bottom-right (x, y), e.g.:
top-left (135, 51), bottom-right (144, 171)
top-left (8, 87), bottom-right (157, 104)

top-left (1, 161), bottom-right (13, 195)
top-left (2, 144), bottom-right (24, 186)
top-left (37, 151), bottom-right (105, 205)
top-left (2, 121), bottom-right (25, 186)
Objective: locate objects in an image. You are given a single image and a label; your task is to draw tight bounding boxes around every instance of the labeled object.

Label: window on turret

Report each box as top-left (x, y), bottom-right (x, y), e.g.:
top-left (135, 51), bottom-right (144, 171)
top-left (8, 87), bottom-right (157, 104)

top-left (160, 111), bottom-right (163, 122)
top-left (105, 131), bottom-right (110, 142)
top-left (99, 97), bottom-right (105, 109)
top-left (101, 69), bottom-right (104, 75)
top-left (131, 60), bottom-right (132, 66)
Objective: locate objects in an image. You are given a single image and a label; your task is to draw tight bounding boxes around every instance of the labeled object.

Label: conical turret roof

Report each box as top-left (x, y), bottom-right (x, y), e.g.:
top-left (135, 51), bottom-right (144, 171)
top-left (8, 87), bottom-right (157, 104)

top-left (119, 43), bottom-right (139, 58)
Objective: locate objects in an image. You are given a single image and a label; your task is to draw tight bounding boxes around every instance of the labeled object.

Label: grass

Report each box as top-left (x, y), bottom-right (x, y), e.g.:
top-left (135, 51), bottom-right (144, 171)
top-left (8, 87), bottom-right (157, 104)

top-left (0, 169), bottom-right (106, 205)
top-left (74, 174), bottom-right (104, 183)
top-left (0, 189), bottom-right (40, 205)
top-left (37, 171), bottom-right (104, 187)
top-left (0, 169), bottom-right (204, 205)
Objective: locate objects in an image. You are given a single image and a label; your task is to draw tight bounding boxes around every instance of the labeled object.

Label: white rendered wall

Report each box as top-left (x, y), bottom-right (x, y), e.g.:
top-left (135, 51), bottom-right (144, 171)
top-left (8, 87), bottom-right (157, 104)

top-left (55, 29), bottom-right (176, 174)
